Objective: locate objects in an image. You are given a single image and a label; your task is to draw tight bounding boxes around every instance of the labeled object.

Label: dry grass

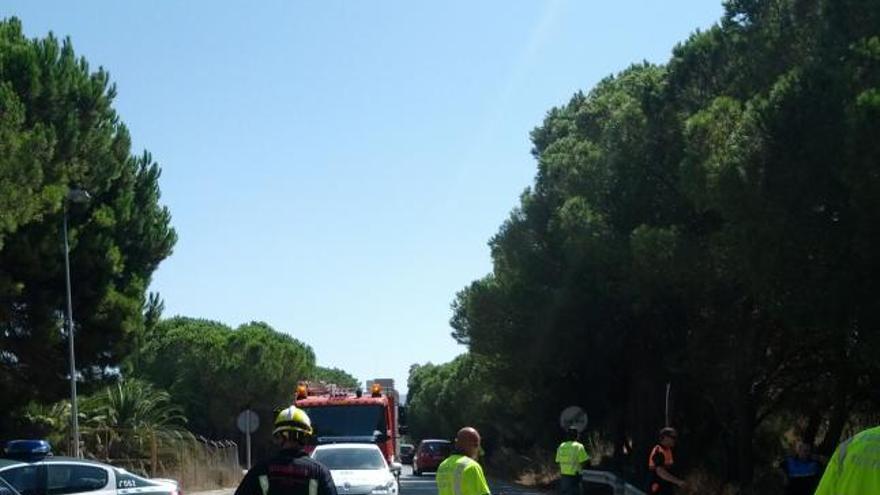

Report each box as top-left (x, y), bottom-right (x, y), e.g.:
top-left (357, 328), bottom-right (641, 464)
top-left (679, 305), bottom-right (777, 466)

top-left (485, 441), bottom-right (748, 494)
top-left (485, 446), bottom-right (558, 489)
top-left (677, 469), bottom-right (738, 495)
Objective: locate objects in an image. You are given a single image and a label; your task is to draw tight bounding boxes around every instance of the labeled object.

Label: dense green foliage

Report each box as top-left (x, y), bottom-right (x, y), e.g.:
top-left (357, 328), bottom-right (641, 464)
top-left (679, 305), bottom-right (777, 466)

top-left (0, 18), bottom-right (176, 435)
top-left (25, 378), bottom-right (186, 458)
top-left (311, 366), bottom-right (360, 389)
top-left (406, 356), bottom-right (496, 443)
top-left (410, 0), bottom-right (880, 490)
top-left (135, 317), bottom-right (315, 455)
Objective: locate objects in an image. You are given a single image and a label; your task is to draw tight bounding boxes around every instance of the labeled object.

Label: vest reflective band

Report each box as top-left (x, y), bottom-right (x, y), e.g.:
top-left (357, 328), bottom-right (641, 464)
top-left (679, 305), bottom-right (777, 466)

top-left (258, 470), bottom-right (318, 495)
top-left (453, 458), bottom-right (470, 495)
top-left (648, 445), bottom-right (674, 470)
top-left (437, 454), bottom-right (489, 495)
top-left (815, 426), bottom-right (880, 495)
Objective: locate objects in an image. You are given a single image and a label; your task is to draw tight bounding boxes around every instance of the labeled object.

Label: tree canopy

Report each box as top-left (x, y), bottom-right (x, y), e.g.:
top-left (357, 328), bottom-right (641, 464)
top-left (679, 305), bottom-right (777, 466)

top-left (311, 366), bottom-right (360, 390)
top-left (411, 0), bottom-right (880, 490)
top-left (0, 17), bottom-right (176, 435)
top-left (135, 317), bottom-right (316, 457)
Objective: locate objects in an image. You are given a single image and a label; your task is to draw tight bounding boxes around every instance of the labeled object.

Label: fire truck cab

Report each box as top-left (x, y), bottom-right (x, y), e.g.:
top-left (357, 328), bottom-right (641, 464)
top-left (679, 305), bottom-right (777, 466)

top-left (294, 380), bottom-right (401, 465)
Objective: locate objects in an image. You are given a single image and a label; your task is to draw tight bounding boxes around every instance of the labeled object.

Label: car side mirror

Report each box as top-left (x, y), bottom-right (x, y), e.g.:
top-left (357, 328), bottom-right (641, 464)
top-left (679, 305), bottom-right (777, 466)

top-left (390, 462), bottom-right (402, 475)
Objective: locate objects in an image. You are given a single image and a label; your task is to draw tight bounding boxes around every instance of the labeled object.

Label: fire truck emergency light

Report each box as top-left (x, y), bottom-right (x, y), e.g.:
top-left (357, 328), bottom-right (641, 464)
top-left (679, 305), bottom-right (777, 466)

top-left (371, 383), bottom-right (382, 397)
top-left (296, 384), bottom-right (308, 399)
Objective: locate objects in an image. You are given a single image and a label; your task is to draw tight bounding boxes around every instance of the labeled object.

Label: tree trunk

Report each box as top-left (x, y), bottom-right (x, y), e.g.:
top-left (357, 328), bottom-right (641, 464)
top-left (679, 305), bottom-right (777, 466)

top-left (628, 366), bottom-right (664, 485)
top-left (732, 308), bottom-right (757, 491)
top-left (819, 375), bottom-right (850, 455)
top-left (803, 408), bottom-right (823, 446)
top-left (734, 396), bottom-right (755, 491)
top-left (150, 432), bottom-right (158, 476)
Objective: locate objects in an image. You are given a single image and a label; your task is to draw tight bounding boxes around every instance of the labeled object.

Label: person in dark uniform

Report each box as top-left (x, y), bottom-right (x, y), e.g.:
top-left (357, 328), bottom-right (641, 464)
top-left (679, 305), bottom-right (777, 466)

top-left (780, 441), bottom-right (825, 495)
top-left (647, 427), bottom-right (685, 495)
top-left (235, 406), bottom-right (337, 495)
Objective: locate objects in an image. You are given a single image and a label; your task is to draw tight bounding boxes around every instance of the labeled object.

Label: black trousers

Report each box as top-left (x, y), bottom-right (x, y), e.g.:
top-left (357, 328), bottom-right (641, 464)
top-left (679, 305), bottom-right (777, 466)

top-left (559, 474), bottom-right (582, 495)
top-left (648, 480), bottom-right (675, 495)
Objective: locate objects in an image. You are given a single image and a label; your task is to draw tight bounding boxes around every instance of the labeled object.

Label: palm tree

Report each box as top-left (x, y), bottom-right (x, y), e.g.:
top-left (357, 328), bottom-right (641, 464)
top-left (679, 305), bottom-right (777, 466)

top-left (87, 378), bottom-right (188, 469)
top-left (21, 379), bottom-right (189, 468)
top-left (23, 400), bottom-right (74, 454)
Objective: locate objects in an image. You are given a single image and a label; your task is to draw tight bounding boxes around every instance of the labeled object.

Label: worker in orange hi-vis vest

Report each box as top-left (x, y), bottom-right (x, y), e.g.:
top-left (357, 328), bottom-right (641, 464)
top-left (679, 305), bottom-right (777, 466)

top-left (646, 427), bottom-right (686, 495)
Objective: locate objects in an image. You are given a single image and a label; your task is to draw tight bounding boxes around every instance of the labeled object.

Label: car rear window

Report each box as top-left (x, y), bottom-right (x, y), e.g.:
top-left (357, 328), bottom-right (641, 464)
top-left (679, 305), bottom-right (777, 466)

top-left (421, 442), bottom-right (451, 455)
top-left (313, 448), bottom-right (386, 470)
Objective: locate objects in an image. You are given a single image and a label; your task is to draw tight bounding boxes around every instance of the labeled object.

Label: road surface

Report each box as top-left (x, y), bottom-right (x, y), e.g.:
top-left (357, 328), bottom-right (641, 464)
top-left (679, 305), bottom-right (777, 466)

top-left (398, 465), bottom-right (545, 495)
top-left (192, 465), bottom-right (546, 495)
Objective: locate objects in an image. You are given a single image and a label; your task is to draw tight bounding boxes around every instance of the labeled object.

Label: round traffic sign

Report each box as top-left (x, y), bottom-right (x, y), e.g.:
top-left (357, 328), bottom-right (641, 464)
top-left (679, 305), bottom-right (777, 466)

top-left (559, 406), bottom-right (589, 432)
top-left (237, 409), bottom-right (260, 434)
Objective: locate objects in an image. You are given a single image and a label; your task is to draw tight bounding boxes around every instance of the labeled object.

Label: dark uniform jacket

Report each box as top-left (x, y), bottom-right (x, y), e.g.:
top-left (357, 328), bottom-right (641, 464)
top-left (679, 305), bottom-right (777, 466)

top-left (235, 449), bottom-right (337, 495)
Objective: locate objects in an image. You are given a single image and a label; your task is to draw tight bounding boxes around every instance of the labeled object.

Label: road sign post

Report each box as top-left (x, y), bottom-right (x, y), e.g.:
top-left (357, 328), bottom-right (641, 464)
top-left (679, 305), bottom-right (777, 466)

top-left (237, 409), bottom-right (260, 469)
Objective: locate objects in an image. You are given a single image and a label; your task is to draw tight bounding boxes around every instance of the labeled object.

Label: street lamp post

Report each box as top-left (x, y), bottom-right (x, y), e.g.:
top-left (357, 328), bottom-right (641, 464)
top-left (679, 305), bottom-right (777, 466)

top-left (63, 188), bottom-right (90, 458)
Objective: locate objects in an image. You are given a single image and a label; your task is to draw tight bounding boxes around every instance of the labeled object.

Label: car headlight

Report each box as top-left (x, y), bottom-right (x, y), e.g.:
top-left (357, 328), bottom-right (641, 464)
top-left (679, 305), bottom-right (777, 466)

top-left (371, 480), bottom-right (396, 494)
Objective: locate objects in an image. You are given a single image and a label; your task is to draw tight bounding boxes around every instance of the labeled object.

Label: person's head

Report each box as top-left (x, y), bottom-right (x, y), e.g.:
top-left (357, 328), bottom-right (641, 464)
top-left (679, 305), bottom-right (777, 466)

top-left (795, 441), bottom-right (812, 459)
top-left (273, 406), bottom-right (314, 449)
top-left (455, 427), bottom-right (482, 460)
top-left (566, 427), bottom-right (580, 441)
top-left (659, 427), bottom-right (678, 448)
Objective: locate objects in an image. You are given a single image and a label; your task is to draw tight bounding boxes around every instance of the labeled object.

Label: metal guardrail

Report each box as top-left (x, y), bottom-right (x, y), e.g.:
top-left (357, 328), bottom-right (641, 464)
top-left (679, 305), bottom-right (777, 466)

top-left (580, 469), bottom-right (646, 495)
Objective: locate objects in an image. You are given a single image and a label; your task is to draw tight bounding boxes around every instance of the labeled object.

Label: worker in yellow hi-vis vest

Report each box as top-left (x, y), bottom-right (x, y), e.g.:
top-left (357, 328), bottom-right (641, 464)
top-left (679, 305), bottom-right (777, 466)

top-left (814, 425), bottom-right (880, 495)
top-left (437, 427), bottom-right (491, 495)
top-left (556, 427), bottom-right (589, 495)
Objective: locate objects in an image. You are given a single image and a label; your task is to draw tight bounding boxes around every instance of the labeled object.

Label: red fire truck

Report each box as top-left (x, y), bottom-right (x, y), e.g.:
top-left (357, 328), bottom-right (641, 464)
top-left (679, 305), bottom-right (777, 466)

top-left (294, 379), bottom-right (401, 464)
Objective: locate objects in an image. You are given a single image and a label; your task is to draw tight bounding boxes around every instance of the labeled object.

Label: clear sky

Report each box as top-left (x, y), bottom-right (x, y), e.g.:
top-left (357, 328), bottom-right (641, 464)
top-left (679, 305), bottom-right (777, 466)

top-left (4, 1), bottom-right (724, 394)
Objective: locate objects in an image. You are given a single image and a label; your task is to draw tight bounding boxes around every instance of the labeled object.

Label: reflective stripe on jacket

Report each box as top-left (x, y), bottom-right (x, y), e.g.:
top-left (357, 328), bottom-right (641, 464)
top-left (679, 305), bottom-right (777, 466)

top-left (437, 454), bottom-right (491, 495)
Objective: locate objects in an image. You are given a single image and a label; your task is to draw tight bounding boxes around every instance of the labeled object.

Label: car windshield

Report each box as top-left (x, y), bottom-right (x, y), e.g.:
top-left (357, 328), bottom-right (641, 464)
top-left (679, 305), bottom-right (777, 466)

top-left (314, 448), bottom-right (386, 470)
top-left (302, 405), bottom-right (386, 438)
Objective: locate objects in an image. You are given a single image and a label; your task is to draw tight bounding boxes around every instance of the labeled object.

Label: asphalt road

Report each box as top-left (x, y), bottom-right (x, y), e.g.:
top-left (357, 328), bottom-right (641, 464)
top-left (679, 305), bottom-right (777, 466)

top-left (398, 465), bottom-right (545, 495)
top-left (193, 465), bottom-right (546, 495)
top-left (398, 465), bottom-right (438, 495)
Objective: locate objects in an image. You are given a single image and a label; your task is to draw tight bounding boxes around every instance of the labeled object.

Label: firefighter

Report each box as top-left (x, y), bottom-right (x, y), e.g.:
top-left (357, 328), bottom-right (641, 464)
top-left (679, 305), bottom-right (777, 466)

top-left (556, 427), bottom-right (589, 495)
top-left (647, 427), bottom-right (685, 494)
top-left (814, 425), bottom-right (880, 494)
top-left (437, 427), bottom-right (491, 495)
top-left (235, 406), bottom-right (337, 495)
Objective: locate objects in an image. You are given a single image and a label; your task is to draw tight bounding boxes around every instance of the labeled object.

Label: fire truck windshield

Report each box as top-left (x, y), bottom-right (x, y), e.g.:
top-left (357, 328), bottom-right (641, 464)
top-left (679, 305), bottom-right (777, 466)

top-left (302, 405), bottom-right (387, 439)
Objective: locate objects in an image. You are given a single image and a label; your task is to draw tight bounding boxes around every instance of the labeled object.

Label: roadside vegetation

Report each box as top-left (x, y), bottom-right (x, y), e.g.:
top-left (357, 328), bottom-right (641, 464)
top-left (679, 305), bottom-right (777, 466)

top-left (407, 1), bottom-right (880, 492)
top-left (0, 17), bottom-right (357, 465)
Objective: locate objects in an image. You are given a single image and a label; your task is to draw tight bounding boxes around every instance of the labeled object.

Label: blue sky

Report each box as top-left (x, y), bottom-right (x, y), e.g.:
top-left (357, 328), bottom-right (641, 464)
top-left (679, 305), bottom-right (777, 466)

top-left (4, 1), bottom-right (724, 394)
